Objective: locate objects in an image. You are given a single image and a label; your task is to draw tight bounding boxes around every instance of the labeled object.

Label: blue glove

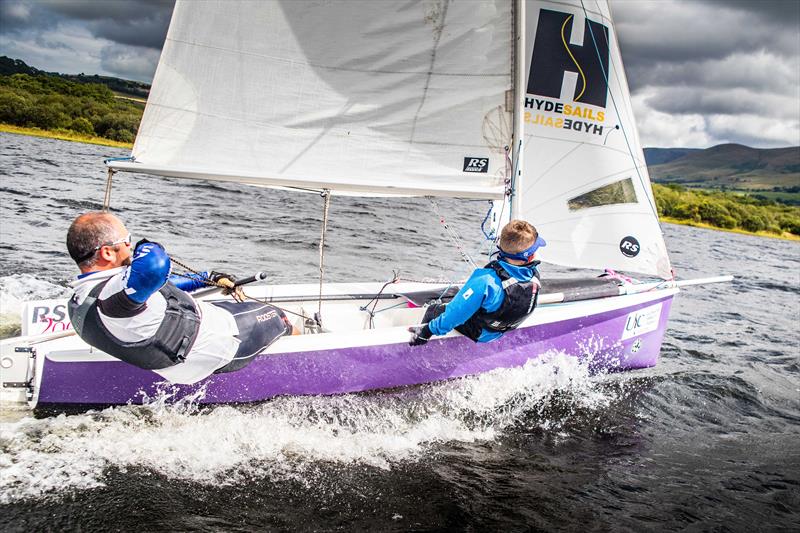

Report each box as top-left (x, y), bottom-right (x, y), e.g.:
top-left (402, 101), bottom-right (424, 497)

top-left (125, 241), bottom-right (171, 303)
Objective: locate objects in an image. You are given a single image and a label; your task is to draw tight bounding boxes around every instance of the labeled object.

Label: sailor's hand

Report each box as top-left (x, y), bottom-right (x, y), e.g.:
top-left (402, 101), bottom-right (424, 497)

top-left (210, 271), bottom-right (244, 301)
top-left (408, 324), bottom-right (433, 346)
top-left (210, 271), bottom-right (237, 286)
top-left (229, 286), bottom-right (246, 302)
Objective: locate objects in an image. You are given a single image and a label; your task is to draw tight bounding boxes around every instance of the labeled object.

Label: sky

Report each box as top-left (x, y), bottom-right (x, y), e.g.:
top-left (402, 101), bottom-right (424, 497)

top-left (0, 0), bottom-right (798, 149)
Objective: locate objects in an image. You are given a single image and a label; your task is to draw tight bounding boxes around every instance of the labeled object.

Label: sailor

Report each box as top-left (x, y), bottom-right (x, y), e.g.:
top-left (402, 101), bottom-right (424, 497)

top-left (66, 211), bottom-right (295, 384)
top-left (408, 219), bottom-right (544, 346)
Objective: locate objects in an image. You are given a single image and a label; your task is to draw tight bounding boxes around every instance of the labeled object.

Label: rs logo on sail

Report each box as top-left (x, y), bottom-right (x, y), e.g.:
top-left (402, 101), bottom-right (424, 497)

top-left (619, 236), bottom-right (640, 258)
top-left (463, 158), bottom-right (489, 173)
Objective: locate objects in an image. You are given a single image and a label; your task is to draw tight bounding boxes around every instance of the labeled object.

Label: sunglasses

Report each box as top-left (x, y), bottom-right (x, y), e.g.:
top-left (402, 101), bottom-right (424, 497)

top-left (75, 233), bottom-right (132, 263)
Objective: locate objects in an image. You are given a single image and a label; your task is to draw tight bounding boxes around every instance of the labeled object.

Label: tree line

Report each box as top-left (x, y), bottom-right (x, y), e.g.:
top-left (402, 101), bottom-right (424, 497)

top-left (653, 184), bottom-right (800, 236)
top-left (0, 72), bottom-right (142, 143)
top-left (0, 56), bottom-right (150, 99)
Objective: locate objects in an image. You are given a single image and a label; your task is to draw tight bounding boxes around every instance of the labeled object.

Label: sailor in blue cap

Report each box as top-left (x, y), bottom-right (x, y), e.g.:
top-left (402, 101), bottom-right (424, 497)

top-left (409, 219), bottom-right (545, 346)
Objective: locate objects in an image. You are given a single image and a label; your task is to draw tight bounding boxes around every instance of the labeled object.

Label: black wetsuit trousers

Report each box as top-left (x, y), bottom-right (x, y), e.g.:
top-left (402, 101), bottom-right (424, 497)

top-left (210, 301), bottom-right (292, 374)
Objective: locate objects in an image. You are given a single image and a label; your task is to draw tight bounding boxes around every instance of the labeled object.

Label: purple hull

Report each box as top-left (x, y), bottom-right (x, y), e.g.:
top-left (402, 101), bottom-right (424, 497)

top-left (36, 296), bottom-right (673, 406)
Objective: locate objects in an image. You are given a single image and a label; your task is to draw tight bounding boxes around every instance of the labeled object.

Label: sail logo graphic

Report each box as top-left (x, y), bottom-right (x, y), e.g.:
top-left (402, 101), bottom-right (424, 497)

top-left (619, 236), bottom-right (640, 257)
top-left (463, 157), bottom-right (489, 173)
top-left (528, 9), bottom-right (610, 108)
top-left (22, 299), bottom-right (72, 335)
top-left (524, 9), bottom-right (610, 138)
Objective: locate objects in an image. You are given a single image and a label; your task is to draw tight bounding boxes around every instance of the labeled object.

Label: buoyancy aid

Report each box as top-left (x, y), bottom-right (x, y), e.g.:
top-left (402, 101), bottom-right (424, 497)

top-left (457, 260), bottom-right (541, 341)
top-left (68, 279), bottom-right (201, 370)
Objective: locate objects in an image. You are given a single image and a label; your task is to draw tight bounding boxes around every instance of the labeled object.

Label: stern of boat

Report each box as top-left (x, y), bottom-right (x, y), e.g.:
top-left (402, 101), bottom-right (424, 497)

top-left (0, 338), bottom-right (37, 407)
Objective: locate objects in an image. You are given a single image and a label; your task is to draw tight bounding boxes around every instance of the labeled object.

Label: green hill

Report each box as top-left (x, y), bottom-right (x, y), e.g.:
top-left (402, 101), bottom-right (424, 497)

top-left (643, 147), bottom-right (701, 166)
top-left (0, 56), bottom-right (150, 99)
top-left (0, 59), bottom-right (144, 143)
top-left (646, 143), bottom-right (800, 191)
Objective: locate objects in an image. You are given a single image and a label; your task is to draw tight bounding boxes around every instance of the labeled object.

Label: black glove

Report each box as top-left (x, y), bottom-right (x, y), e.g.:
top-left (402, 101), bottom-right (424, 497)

top-left (210, 271), bottom-right (237, 284)
top-left (408, 324), bottom-right (433, 346)
top-left (210, 271), bottom-right (244, 301)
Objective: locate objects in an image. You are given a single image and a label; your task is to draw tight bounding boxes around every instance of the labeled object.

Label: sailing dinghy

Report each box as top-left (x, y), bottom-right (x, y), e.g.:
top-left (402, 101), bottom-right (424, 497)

top-left (0, 0), bottom-right (729, 409)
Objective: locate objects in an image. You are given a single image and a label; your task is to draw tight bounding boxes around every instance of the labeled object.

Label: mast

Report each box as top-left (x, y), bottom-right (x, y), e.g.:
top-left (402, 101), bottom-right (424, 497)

top-left (510, 0), bottom-right (526, 219)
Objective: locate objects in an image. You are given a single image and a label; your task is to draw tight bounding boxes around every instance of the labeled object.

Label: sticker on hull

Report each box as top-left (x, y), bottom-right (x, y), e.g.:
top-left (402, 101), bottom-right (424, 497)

top-left (622, 303), bottom-right (662, 340)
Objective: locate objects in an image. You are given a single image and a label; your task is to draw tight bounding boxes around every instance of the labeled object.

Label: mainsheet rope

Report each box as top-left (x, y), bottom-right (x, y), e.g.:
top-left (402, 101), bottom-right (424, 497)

top-left (169, 256), bottom-right (313, 322)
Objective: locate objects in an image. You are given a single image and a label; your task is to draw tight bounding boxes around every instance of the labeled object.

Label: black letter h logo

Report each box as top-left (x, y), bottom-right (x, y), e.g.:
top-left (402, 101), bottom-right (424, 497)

top-left (528, 9), bottom-right (610, 108)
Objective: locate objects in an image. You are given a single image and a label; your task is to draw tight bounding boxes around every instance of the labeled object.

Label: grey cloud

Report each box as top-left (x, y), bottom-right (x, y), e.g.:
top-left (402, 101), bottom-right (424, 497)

top-left (644, 86), bottom-right (795, 117)
top-left (0, 0), bottom-right (172, 80)
top-left (705, 115), bottom-right (800, 147)
top-left (697, 0), bottom-right (800, 28)
top-left (627, 52), bottom-right (799, 95)
top-left (33, 34), bottom-right (74, 53)
top-left (89, 13), bottom-right (172, 49)
top-left (611, 0), bottom-right (799, 146)
top-left (43, 0), bottom-right (173, 22)
top-left (0, 1), bottom-right (60, 33)
top-left (100, 43), bottom-right (160, 80)
top-left (46, 0), bottom-right (174, 49)
top-left (614, 1), bottom-right (798, 70)
top-left (0, 0), bottom-right (173, 50)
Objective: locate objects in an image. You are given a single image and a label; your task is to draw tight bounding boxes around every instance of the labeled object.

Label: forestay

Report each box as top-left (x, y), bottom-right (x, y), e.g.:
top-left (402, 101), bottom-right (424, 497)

top-left (518, 0), bottom-right (672, 279)
top-left (112, 0), bottom-right (514, 198)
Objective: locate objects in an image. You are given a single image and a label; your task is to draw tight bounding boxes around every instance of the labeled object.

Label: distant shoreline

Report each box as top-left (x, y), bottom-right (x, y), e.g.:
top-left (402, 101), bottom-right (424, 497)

top-left (1, 124), bottom-right (797, 243)
top-left (660, 217), bottom-right (799, 242)
top-left (0, 124), bottom-right (132, 149)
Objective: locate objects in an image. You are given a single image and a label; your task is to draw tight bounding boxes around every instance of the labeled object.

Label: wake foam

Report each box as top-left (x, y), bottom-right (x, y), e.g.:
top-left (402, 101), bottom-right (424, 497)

top-left (0, 352), bottom-right (621, 503)
top-left (0, 275), bottom-right (70, 338)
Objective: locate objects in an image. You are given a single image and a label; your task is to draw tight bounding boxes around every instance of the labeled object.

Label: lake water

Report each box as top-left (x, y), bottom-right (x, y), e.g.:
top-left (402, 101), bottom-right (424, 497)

top-left (1, 133), bottom-right (798, 531)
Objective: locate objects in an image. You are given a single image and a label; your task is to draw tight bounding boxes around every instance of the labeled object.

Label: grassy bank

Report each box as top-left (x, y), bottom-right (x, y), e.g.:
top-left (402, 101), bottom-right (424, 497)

top-left (660, 216), bottom-right (800, 241)
top-left (0, 123), bottom-right (132, 149)
top-left (1, 71), bottom-right (142, 144)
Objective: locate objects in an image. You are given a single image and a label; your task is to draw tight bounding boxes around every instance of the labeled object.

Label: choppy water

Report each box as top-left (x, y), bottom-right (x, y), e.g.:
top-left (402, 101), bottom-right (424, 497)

top-left (1, 133), bottom-right (798, 531)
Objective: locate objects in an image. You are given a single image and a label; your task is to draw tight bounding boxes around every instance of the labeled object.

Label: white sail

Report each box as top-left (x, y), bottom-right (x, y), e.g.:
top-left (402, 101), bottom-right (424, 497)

top-left (518, 0), bottom-right (672, 279)
top-left (113, 0), bottom-right (514, 198)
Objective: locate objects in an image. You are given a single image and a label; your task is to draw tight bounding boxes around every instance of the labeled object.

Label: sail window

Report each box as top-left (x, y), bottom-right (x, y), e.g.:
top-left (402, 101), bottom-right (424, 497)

top-left (568, 178), bottom-right (638, 210)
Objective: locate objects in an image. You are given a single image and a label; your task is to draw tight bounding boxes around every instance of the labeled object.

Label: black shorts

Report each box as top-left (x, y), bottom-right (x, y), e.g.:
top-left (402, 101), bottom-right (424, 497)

top-left (210, 301), bottom-right (292, 374)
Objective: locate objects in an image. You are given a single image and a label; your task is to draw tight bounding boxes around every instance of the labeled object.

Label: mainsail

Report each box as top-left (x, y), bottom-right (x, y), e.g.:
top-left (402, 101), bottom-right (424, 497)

top-left (112, 0), bottom-right (514, 198)
top-left (518, 0), bottom-right (672, 279)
